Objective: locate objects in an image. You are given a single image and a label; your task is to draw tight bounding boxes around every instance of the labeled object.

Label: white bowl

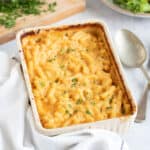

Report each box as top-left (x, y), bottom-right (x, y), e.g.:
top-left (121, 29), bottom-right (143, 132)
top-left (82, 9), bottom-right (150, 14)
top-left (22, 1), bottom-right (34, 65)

top-left (101, 0), bottom-right (150, 18)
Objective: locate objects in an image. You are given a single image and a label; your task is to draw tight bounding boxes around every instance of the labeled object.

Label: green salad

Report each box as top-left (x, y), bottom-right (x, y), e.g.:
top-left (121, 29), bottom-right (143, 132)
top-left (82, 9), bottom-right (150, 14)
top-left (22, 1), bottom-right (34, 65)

top-left (113, 0), bottom-right (150, 13)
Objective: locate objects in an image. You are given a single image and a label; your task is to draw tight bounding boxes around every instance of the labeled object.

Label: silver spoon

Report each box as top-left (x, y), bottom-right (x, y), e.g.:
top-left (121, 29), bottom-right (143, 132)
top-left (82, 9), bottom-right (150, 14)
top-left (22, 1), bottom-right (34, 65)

top-left (115, 29), bottom-right (150, 122)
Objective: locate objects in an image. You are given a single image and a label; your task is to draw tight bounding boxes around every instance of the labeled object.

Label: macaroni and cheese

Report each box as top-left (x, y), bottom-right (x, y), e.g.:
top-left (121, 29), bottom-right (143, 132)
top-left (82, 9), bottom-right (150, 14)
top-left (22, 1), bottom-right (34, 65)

top-left (21, 24), bottom-right (133, 129)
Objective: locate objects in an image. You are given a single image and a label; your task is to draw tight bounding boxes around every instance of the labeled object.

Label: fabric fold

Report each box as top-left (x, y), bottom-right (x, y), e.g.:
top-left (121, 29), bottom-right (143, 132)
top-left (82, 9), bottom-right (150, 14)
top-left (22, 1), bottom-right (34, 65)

top-left (0, 53), bottom-right (129, 150)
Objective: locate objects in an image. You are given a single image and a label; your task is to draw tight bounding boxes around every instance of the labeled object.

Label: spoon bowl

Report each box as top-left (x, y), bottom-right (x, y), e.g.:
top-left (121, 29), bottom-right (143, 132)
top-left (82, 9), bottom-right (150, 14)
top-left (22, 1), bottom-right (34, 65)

top-left (115, 29), bottom-right (147, 68)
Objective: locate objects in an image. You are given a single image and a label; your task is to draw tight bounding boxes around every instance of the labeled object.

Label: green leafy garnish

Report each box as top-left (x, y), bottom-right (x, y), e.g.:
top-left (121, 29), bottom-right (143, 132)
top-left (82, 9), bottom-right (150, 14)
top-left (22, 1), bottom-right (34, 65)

top-left (76, 98), bottom-right (83, 104)
top-left (47, 56), bottom-right (56, 62)
top-left (0, 15), bottom-right (16, 28)
top-left (68, 104), bottom-right (72, 108)
top-left (109, 97), bottom-right (113, 104)
top-left (90, 101), bottom-right (96, 106)
top-left (60, 49), bottom-right (66, 55)
top-left (65, 109), bottom-right (70, 114)
top-left (86, 110), bottom-right (92, 115)
top-left (113, 0), bottom-right (150, 13)
top-left (106, 106), bottom-right (112, 110)
top-left (72, 78), bottom-right (78, 82)
top-left (65, 109), bottom-right (72, 116)
top-left (60, 64), bottom-right (65, 69)
top-left (48, 1), bottom-right (57, 12)
top-left (66, 48), bottom-right (75, 53)
top-left (0, 0), bottom-right (57, 28)
top-left (63, 90), bottom-right (67, 94)
top-left (71, 78), bottom-right (78, 87)
top-left (40, 81), bottom-right (45, 87)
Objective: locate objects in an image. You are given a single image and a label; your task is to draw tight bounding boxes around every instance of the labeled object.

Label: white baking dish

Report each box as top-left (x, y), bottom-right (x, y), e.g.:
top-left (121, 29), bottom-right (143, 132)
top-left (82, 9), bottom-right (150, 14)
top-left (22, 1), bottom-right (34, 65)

top-left (16, 20), bottom-right (137, 136)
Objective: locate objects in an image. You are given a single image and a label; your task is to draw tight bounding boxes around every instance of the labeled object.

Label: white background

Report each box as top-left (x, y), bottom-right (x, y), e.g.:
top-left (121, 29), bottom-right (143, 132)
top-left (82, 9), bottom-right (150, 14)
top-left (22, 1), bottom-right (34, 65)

top-left (0, 0), bottom-right (150, 150)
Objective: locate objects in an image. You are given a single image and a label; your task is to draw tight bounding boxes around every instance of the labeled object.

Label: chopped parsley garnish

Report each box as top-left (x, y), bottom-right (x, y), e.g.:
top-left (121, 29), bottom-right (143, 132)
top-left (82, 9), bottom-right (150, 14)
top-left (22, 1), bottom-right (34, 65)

top-left (0, 1), bottom-right (57, 28)
top-left (85, 92), bottom-right (91, 100)
top-left (109, 97), bottom-right (113, 104)
top-left (60, 48), bottom-right (75, 54)
top-left (60, 64), bottom-right (65, 69)
top-left (76, 98), bottom-right (83, 104)
top-left (93, 80), bottom-right (97, 84)
top-left (63, 91), bottom-right (67, 94)
top-left (0, 16), bottom-right (16, 28)
top-left (68, 104), bottom-right (72, 108)
top-left (72, 78), bottom-right (78, 82)
top-left (106, 106), bottom-right (112, 110)
top-left (71, 78), bottom-right (78, 87)
top-left (47, 56), bottom-right (56, 62)
top-left (91, 101), bottom-right (96, 106)
top-left (60, 49), bottom-right (66, 55)
top-left (86, 110), bottom-right (92, 115)
top-left (65, 109), bottom-right (72, 116)
top-left (65, 109), bottom-right (70, 114)
top-left (40, 81), bottom-right (45, 87)
top-left (66, 48), bottom-right (75, 53)
top-left (48, 1), bottom-right (57, 12)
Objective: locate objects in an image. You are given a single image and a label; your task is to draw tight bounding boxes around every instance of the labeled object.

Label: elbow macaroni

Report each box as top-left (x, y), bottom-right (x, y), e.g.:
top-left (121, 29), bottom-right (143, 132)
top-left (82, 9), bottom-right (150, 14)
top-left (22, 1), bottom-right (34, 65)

top-left (22, 24), bottom-right (132, 129)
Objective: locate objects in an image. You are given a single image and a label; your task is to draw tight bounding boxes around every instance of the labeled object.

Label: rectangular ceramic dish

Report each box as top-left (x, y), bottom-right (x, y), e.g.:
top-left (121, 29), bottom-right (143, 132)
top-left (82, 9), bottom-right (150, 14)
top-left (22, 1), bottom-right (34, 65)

top-left (16, 20), bottom-right (137, 136)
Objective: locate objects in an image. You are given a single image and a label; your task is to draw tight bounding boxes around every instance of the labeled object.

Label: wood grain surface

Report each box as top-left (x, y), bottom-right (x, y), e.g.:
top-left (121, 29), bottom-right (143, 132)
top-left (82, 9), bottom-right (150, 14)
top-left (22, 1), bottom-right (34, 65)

top-left (0, 0), bottom-right (86, 44)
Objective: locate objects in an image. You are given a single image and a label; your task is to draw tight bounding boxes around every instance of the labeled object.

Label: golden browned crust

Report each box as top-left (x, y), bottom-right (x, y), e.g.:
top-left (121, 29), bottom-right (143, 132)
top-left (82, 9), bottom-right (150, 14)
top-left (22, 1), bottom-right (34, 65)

top-left (21, 23), bottom-right (136, 129)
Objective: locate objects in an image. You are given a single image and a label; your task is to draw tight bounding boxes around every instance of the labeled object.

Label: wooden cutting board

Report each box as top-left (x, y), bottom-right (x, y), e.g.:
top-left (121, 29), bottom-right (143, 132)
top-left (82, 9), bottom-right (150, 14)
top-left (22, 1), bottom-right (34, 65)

top-left (0, 0), bottom-right (85, 44)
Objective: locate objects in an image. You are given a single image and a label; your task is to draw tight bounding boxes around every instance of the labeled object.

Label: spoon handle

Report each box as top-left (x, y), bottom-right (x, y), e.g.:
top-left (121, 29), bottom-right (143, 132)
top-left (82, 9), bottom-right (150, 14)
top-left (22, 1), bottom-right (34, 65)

top-left (135, 83), bottom-right (149, 122)
top-left (140, 65), bottom-right (150, 82)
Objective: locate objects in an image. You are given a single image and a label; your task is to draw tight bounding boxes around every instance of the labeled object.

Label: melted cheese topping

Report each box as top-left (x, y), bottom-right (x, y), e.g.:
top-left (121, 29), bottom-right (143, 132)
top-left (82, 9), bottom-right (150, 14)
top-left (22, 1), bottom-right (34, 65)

top-left (22, 25), bottom-right (132, 129)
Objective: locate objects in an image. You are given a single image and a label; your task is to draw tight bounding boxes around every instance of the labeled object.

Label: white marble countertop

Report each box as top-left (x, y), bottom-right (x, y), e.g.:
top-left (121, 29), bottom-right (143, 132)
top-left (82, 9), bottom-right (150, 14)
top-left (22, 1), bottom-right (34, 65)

top-left (0, 0), bottom-right (150, 149)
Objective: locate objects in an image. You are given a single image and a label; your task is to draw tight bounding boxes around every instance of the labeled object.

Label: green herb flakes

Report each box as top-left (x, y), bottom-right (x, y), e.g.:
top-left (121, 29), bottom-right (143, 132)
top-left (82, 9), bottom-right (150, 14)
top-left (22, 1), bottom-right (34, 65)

top-left (76, 98), bottom-right (83, 104)
top-left (68, 104), bottom-right (72, 108)
top-left (40, 81), bottom-right (45, 87)
top-left (63, 91), bottom-right (67, 94)
top-left (48, 1), bottom-right (57, 12)
top-left (106, 106), bottom-right (112, 110)
top-left (109, 97), bottom-right (113, 104)
top-left (60, 49), bottom-right (66, 55)
top-left (0, 1), bottom-right (57, 28)
top-left (66, 48), bottom-right (75, 53)
top-left (71, 78), bottom-right (78, 87)
top-left (60, 65), bottom-right (65, 69)
top-left (65, 109), bottom-right (69, 114)
top-left (72, 78), bottom-right (78, 82)
top-left (91, 101), bottom-right (96, 106)
top-left (86, 110), bottom-right (92, 115)
top-left (47, 56), bottom-right (56, 62)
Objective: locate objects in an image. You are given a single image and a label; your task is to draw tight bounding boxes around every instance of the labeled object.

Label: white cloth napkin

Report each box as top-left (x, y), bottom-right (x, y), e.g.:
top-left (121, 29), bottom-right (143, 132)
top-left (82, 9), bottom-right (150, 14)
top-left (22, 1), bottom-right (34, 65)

top-left (0, 51), bottom-right (129, 150)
